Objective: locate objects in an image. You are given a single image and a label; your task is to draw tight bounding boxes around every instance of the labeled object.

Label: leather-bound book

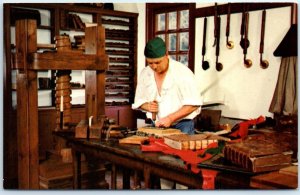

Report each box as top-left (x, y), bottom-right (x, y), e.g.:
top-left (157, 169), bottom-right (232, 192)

top-left (163, 134), bottom-right (228, 150)
top-left (223, 135), bottom-right (293, 173)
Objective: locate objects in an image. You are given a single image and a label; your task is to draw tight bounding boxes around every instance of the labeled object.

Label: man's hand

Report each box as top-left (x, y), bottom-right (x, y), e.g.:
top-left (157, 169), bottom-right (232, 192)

top-left (155, 116), bottom-right (173, 128)
top-left (147, 100), bottom-right (158, 113)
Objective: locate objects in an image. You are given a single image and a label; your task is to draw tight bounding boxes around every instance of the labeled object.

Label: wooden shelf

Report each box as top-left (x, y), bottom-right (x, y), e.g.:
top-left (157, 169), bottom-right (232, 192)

top-left (105, 89), bottom-right (131, 93)
top-left (105, 36), bottom-right (134, 41)
top-left (106, 71), bottom-right (133, 77)
top-left (109, 57), bottom-right (133, 63)
top-left (105, 101), bottom-right (130, 106)
top-left (105, 29), bottom-right (135, 41)
top-left (108, 65), bottom-right (133, 70)
top-left (59, 27), bottom-right (85, 32)
top-left (102, 19), bottom-right (132, 26)
top-left (105, 94), bottom-right (132, 99)
top-left (106, 42), bottom-right (133, 49)
top-left (106, 50), bottom-right (133, 56)
top-left (106, 81), bottom-right (133, 85)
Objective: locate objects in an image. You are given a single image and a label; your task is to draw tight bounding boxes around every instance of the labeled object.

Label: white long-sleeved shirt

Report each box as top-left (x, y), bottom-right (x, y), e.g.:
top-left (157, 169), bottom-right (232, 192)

top-left (132, 58), bottom-right (203, 121)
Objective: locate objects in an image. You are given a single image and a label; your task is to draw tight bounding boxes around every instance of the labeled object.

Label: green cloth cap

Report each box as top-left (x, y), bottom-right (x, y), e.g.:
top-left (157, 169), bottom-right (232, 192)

top-left (144, 37), bottom-right (166, 58)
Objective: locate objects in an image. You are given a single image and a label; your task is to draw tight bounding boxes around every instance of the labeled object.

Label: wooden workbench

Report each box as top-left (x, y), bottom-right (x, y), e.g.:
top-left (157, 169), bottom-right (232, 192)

top-left (54, 131), bottom-right (296, 189)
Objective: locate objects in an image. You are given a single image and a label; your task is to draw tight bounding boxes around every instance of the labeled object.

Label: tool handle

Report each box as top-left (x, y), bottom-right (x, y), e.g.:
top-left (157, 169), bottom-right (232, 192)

top-left (240, 10), bottom-right (245, 37)
top-left (216, 17), bottom-right (221, 57)
top-left (226, 3), bottom-right (231, 37)
top-left (244, 12), bottom-right (249, 40)
top-left (214, 3), bottom-right (218, 38)
top-left (260, 10), bottom-right (266, 54)
top-left (243, 12), bottom-right (249, 55)
top-left (151, 100), bottom-right (157, 121)
top-left (202, 17), bottom-right (207, 56)
top-left (152, 112), bottom-right (156, 121)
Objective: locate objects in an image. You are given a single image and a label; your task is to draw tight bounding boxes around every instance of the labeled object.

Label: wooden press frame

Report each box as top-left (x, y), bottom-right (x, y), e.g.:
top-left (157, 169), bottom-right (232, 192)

top-left (14, 19), bottom-right (108, 188)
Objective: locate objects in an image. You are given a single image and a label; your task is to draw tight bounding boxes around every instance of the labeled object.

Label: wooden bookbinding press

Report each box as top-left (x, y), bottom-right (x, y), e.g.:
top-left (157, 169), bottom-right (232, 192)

top-left (14, 18), bottom-right (109, 188)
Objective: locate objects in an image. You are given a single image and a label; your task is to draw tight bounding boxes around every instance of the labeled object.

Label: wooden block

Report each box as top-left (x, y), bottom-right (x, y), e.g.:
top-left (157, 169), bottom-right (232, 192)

top-left (119, 136), bottom-right (149, 145)
top-left (60, 148), bottom-right (72, 163)
top-left (75, 119), bottom-right (87, 138)
top-left (75, 118), bottom-right (105, 139)
top-left (39, 157), bottom-right (107, 189)
top-left (89, 118), bottom-right (104, 139)
top-left (163, 134), bottom-right (224, 150)
top-left (137, 127), bottom-right (182, 137)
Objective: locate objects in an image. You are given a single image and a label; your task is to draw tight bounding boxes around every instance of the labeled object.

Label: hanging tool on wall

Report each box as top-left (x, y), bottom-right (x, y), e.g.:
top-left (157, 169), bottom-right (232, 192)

top-left (240, 5), bottom-right (252, 68)
top-left (243, 12), bottom-right (252, 68)
top-left (226, 3), bottom-right (234, 49)
top-left (216, 16), bottom-right (223, 71)
top-left (202, 17), bottom-right (209, 70)
top-left (240, 5), bottom-right (246, 49)
top-left (259, 10), bottom-right (269, 69)
top-left (212, 3), bottom-right (218, 47)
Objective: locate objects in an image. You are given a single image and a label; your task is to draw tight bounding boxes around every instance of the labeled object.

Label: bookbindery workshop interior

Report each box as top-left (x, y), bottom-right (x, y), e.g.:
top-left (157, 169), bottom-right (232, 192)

top-left (2, 2), bottom-right (298, 190)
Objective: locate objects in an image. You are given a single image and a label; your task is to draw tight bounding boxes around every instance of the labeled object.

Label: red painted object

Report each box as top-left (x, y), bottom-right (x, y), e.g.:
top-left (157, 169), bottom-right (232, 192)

top-left (229, 115), bottom-right (265, 139)
top-left (141, 137), bottom-right (220, 189)
top-left (141, 137), bottom-right (218, 173)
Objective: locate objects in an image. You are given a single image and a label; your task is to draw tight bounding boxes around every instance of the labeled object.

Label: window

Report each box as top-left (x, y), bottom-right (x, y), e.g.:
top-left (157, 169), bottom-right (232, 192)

top-left (146, 3), bottom-right (195, 70)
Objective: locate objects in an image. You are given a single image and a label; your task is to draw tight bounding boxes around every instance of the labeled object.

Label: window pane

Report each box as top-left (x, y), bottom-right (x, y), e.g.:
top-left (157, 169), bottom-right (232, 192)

top-left (157, 34), bottom-right (165, 42)
top-left (168, 12), bottom-right (177, 30)
top-left (179, 55), bottom-right (188, 66)
top-left (170, 55), bottom-right (176, 61)
top-left (179, 32), bottom-right (189, 51)
top-left (157, 13), bottom-right (165, 31)
top-left (180, 10), bottom-right (189, 28)
top-left (168, 33), bottom-right (177, 51)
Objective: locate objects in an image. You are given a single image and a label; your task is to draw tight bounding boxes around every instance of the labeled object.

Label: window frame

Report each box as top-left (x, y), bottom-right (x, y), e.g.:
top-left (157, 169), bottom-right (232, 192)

top-left (146, 3), bottom-right (196, 72)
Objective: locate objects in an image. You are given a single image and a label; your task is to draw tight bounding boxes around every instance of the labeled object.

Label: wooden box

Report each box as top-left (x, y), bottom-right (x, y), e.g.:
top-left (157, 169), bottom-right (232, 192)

top-left (39, 157), bottom-right (108, 189)
top-left (75, 118), bottom-right (104, 139)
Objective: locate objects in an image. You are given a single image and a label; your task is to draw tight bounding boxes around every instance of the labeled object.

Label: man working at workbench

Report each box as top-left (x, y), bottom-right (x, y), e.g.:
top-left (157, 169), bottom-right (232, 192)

top-left (132, 37), bottom-right (202, 134)
top-left (132, 37), bottom-right (202, 189)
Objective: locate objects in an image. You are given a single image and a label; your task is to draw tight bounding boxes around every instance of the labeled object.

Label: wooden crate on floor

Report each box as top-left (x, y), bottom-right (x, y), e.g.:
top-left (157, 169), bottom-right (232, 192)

top-left (39, 156), bottom-right (109, 189)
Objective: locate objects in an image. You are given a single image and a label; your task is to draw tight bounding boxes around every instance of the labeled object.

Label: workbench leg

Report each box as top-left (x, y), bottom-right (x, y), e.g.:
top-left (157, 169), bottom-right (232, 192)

top-left (122, 168), bottom-right (130, 189)
top-left (143, 165), bottom-right (151, 189)
top-left (133, 171), bottom-right (141, 189)
top-left (72, 150), bottom-right (81, 189)
top-left (111, 164), bottom-right (117, 189)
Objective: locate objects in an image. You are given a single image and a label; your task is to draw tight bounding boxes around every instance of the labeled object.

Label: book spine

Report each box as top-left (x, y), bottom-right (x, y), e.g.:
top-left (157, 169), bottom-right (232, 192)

top-left (252, 153), bottom-right (292, 167)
